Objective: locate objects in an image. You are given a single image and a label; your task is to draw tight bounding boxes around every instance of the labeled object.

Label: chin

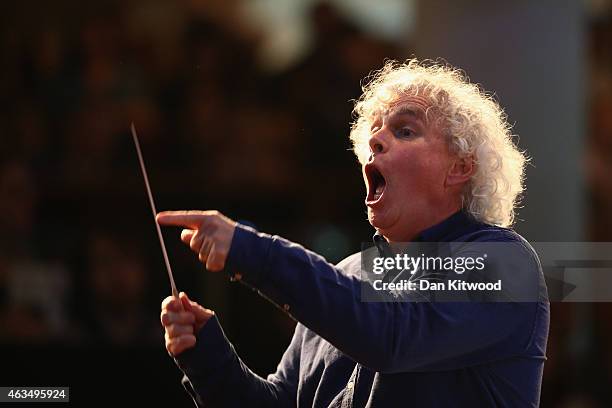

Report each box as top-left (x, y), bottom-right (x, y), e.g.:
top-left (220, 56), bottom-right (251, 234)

top-left (368, 210), bottom-right (415, 242)
top-left (368, 210), bottom-right (392, 232)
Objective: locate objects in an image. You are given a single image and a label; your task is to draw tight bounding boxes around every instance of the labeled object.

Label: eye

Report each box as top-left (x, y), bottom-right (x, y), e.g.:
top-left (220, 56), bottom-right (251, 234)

top-left (395, 127), bottom-right (414, 138)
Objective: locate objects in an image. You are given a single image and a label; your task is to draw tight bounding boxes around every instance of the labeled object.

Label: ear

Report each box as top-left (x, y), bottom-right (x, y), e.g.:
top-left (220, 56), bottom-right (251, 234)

top-left (446, 155), bottom-right (474, 187)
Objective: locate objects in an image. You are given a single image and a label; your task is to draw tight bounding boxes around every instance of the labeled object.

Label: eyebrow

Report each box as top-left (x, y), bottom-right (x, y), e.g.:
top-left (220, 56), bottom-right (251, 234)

top-left (378, 105), bottom-right (427, 126)
top-left (388, 105), bottom-right (424, 119)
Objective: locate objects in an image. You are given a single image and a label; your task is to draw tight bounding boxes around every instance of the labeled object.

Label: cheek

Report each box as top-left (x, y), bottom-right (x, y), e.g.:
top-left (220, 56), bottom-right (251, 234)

top-left (424, 157), bottom-right (450, 183)
top-left (396, 151), bottom-right (449, 193)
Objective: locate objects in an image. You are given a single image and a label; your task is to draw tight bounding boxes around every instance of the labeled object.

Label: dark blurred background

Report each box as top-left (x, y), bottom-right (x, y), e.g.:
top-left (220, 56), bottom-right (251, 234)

top-left (0, 0), bottom-right (611, 406)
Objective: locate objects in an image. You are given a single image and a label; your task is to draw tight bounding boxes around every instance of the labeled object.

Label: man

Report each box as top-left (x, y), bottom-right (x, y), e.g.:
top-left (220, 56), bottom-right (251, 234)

top-left (158, 59), bottom-right (549, 407)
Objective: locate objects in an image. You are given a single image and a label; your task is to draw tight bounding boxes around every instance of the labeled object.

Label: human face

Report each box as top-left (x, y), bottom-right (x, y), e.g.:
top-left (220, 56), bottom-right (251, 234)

top-left (363, 96), bottom-right (456, 242)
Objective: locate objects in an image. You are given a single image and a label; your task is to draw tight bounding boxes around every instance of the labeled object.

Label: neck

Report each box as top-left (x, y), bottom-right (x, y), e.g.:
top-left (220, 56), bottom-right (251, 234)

top-left (383, 203), bottom-right (462, 243)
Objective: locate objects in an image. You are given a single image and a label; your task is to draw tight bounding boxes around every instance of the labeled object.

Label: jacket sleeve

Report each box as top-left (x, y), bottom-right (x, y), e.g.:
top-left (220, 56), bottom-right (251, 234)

top-left (175, 313), bottom-right (302, 407)
top-left (225, 224), bottom-right (546, 373)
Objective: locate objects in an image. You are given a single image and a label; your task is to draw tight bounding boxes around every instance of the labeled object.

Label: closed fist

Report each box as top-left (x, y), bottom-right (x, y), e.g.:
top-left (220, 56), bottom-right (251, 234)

top-left (160, 292), bottom-right (214, 356)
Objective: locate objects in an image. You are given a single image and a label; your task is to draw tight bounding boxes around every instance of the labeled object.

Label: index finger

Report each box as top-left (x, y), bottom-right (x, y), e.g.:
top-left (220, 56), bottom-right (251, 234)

top-left (156, 211), bottom-right (209, 228)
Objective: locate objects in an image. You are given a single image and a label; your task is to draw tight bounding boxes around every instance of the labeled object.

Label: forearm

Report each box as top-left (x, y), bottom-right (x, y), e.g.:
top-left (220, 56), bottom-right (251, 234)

top-left (175, 315), bottom-right (295, 407)
top-left (227, 225), bottom-right (535, 372)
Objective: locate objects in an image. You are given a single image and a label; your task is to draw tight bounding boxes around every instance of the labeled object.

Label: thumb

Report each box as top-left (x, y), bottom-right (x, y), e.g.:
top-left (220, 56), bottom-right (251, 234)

top-left (179, 292), bottom-right (214, 323)
top-left (179, 292), bottom-right (193, 312)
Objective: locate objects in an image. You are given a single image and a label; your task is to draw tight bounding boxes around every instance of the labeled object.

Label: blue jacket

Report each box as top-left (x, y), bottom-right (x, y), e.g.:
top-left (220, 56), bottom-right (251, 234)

top-left (175, 211), bottom-right (549, 407)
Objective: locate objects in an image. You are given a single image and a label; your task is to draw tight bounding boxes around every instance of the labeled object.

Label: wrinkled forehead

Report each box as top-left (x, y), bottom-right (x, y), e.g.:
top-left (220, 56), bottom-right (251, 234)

top-left (369, 91), bottom-right (434, 124)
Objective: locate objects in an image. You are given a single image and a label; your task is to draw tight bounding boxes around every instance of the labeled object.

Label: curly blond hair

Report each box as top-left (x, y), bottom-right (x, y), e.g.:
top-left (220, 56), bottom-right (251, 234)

top-left (349, 59), bottom-right (528, 228)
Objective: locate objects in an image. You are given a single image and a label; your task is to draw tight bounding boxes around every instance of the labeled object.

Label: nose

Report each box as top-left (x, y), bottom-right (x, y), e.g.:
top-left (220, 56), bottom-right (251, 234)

top-left (368, 128), bottom-right (388, 157)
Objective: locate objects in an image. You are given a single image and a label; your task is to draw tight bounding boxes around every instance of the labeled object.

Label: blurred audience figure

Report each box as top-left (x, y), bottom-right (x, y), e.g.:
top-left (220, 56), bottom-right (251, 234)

top-left (0, 161), bottom-right (74, 343)
top-left (81, 230), bottom-right (161, 347)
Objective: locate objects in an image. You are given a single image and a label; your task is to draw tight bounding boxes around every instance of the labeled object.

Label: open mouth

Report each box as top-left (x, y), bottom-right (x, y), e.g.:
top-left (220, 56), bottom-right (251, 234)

top-left (365, 163), bottom-right (386, 205)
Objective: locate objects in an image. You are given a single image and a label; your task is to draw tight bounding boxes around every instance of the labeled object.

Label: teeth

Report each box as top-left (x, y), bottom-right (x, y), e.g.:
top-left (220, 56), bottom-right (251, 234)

top-left (372, 184), bottom-right (384, 200)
